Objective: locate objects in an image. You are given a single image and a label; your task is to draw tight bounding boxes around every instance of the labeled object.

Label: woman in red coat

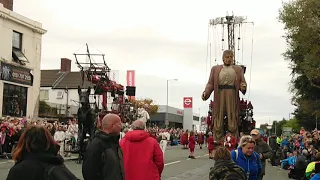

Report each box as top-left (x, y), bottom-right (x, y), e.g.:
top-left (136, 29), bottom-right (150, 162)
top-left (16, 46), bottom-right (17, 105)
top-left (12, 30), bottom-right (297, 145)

top-left (207, 132), bottom-right (214, 159)
top-left (181, 130), bottom-right (189, 149)
top-left (198, 132), bottom-right (204, 149)
top-left (188, 131), bottom-right (196, 159)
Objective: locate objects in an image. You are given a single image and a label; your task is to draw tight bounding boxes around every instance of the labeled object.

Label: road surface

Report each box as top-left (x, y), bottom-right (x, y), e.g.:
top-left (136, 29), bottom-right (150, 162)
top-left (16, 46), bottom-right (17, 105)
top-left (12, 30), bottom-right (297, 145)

top-left (0, 146), bottom-right (290, 180)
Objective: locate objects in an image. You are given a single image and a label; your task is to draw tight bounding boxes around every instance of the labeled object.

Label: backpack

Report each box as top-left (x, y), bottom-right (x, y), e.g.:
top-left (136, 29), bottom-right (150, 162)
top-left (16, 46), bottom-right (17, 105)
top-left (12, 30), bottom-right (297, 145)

top-left (209, 163), bottom-right (247, 180)
top-left (44, 164), bottom-right (79, 180)
top-left (35, 161), bottom-right (79, 180)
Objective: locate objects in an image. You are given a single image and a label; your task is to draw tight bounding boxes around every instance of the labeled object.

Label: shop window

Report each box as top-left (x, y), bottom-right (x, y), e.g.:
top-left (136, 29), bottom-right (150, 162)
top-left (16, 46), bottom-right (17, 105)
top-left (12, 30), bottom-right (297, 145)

top-left (2, 83), bottom-right (28, 117)
top-left (12, 31), bottom-right (29, 65)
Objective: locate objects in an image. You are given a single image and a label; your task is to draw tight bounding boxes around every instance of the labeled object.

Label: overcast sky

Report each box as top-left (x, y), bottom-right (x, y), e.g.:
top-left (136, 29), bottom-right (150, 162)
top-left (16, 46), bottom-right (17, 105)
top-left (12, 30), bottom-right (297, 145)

top-left (13, 0), bottom-right (294, 126)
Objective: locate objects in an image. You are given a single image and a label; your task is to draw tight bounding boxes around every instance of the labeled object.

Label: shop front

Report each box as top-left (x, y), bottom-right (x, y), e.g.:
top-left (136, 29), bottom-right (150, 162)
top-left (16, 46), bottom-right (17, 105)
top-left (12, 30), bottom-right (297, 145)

top-left (0, 62), bottom-right (33, 117)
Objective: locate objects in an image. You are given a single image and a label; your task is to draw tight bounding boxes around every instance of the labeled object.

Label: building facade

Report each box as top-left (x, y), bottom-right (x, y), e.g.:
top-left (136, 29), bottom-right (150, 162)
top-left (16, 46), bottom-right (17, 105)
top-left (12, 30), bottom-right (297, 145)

top-left (0, 2), bottom-right (46, 119)
top-left (150, 105), bottom-right (200, 131)
top-left (40, 58), bottom-right (118, 117)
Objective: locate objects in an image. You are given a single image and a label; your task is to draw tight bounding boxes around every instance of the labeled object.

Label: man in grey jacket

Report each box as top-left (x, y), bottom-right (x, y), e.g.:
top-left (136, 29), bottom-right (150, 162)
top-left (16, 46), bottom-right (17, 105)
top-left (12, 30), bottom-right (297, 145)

top-left (251, 129), bottom-right (272, 180)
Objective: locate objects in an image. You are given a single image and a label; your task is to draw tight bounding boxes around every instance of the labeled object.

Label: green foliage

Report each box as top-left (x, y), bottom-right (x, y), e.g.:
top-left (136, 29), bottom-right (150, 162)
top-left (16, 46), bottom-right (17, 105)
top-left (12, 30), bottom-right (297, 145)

top-left (132, 98), bottom-right (159, 115)
top-left (39, 101), bottom-right (51, 114)
top-left (271, 118), bottom-right (300, 136)
top-left (259, 124), bottom-right (267, 130)
top-left (279, 0), bottom-right (320, 129)
top-left (283, 119), bottom-right (300, 133)
top-left (39, 101), bottom-right (57, 116)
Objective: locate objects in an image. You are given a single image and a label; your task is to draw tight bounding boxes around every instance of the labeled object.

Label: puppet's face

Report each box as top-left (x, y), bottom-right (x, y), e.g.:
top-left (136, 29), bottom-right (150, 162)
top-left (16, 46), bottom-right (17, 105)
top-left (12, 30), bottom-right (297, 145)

top-left (223, 53), bottom-right (233, 66)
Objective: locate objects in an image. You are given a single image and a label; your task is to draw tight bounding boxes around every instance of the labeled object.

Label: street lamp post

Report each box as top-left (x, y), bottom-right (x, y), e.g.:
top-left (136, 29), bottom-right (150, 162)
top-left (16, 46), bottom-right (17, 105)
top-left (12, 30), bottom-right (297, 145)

top-left (166, 79), bottom-right (178, 128)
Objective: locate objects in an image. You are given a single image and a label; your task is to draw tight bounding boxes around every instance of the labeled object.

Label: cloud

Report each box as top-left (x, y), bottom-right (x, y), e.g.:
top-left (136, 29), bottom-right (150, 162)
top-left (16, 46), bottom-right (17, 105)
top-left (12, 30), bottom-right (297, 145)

top-left (12, 0), bottom-right (295, 126)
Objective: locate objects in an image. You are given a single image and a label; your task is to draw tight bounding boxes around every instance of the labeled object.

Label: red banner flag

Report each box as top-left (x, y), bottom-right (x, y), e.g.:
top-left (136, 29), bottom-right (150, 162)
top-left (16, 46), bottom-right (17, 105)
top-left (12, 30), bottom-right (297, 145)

top-left (126, 70), bottom-right (135, 100)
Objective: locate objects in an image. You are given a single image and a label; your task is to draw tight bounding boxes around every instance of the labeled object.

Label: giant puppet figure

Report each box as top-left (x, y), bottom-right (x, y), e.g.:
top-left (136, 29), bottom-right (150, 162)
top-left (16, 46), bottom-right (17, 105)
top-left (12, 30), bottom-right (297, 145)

top-left (202, 50), bottom-right (247, 141)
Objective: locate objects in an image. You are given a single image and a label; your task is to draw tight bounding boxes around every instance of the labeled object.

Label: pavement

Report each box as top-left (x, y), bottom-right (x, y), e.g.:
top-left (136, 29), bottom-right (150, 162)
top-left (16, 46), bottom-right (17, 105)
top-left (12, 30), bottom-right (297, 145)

top-left (0, 146), bottom-right (291, 180)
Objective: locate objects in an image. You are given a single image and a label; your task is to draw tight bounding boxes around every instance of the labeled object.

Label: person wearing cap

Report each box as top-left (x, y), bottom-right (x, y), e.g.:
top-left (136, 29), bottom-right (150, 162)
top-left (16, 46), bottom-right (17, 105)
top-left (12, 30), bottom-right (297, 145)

top-left (250, 129), bottom-right (272, 180)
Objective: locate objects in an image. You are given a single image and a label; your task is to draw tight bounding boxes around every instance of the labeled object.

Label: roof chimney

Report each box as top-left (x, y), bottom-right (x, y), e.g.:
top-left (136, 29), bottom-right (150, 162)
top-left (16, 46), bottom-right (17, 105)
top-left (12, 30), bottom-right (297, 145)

top-left (60, 58), bottom-right (71, 72)
top-left (0, 0), bottom-right (13, 10)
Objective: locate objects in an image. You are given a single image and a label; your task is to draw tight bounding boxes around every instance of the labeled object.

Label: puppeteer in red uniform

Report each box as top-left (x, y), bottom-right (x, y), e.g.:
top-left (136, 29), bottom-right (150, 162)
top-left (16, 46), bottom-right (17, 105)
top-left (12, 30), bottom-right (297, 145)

top-left (181, 130), bottom-right (189, 149)
top-left (197, 132), bottom-right (204, 149)
top-left (207, 132), bottom-right (214, 159)
top-left (223, 132), bottom-right (236, 151)
top-left (188, 131), bottom-right (196, 159)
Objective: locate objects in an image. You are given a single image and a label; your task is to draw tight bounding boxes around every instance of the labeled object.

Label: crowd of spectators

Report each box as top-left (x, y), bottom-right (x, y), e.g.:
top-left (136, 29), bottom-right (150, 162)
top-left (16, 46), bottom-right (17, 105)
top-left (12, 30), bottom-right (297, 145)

top-left (269, 127), bottom-right (320, 179)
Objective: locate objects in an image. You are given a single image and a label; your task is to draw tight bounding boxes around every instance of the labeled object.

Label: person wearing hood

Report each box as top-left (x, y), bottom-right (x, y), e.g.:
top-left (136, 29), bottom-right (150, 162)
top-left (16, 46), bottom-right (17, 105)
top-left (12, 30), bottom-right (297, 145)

top-left (82, 114), bottom-right (124, 180)
top-left (6, 125), bottom-right (77, 180)
top-left (120, 120), bottom-right (164, 180)
top-left (209, 146), bottom-right (247, 180)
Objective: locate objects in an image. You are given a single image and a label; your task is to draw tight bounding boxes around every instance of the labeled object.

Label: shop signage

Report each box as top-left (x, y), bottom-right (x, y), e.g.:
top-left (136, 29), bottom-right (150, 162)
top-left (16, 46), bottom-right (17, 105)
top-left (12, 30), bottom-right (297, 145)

top-left (183, 97), bottom-right (193, 108)
top-left (0, 62), bottom-right (33, 86)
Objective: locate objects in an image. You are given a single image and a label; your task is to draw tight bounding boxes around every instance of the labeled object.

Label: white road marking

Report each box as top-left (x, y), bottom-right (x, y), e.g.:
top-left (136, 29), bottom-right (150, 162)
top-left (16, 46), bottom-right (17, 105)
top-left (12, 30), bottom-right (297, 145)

top-left (204, 154), bottom-right (209, 156)
top-left (195, 156), bottom-right (201, 158)
top-left (164, 160), bottom-right (181, 166)
top-left (0, 161), bottom-right (13, 165)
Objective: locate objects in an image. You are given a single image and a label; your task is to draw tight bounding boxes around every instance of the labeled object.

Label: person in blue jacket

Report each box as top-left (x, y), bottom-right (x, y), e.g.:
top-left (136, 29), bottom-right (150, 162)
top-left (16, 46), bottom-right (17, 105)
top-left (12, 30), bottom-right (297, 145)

top-left (281, 137), bottom-right (289, 149)
top-left (231, 135), bottom-right (262, 180)
top-left (281, 152), bottom-right (297, 169)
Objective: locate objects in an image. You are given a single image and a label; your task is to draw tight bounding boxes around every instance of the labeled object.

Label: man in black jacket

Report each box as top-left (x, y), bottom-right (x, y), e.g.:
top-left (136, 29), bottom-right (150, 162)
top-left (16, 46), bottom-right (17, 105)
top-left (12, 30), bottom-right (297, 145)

top-left (251, 129), bottom-right (272, 180)
top-left (82, 114), bottom-right (124, 180)
top-left (269, 134), bottom-right (279, 166)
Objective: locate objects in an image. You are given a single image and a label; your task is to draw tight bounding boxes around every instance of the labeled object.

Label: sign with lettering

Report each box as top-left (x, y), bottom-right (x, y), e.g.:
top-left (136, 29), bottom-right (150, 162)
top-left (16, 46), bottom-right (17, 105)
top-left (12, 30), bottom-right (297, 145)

top-left (0, 62), bottom-right (33, 86)
top-left (183, 97), bottom-right (193, 108)
top-left (177, 110), bottom-right (183, 115)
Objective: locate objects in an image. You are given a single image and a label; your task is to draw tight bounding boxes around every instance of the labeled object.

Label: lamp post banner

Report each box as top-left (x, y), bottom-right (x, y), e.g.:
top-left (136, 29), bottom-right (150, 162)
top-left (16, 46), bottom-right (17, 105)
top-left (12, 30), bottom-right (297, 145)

top-left (126, 70), bottom-right (135, 100)
top-left (126, 70), bottom-right (135, 86)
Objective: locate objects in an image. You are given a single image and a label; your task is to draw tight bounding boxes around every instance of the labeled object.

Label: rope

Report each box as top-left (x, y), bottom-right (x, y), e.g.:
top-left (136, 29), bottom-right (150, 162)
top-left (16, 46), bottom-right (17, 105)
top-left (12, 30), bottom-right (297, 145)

top-left (215, 26), bottom-right (222, 63)
top-left (209, 26), bottom-right (212, 68)
top-left (205, 23), bottom-right (210, 82)
top-left (212, 25), bottom-right (217, 67)
top-left (247, 24), bottom-right (255, 101)
top-left (74, 44), bottom-right (86, 53)
top-left (214, 26), bottom-right (218, 65)
top-left (237, 24), bottom-right (241, 65)
top-left (222, 24), bottom-right (225, 51)
top-left (241, 23), bottom-right (247, 64)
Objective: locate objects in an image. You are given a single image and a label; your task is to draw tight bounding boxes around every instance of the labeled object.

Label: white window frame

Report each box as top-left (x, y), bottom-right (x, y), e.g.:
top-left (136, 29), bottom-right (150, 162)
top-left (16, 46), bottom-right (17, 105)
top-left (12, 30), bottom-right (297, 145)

top-left (12, 31), bottom-right (22, 50)
top-left (40, 90), bottom-right (49, 100)
top-left (56, 91), bottom-right (64, 99)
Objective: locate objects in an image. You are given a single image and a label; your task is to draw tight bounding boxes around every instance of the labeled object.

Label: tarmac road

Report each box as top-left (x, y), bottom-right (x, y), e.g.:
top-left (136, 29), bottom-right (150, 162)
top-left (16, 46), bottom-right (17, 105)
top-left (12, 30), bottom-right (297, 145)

top-left (0, 146), bottom-right (290, 180)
